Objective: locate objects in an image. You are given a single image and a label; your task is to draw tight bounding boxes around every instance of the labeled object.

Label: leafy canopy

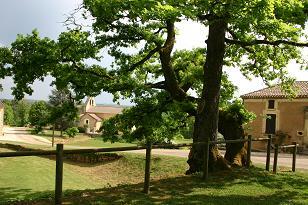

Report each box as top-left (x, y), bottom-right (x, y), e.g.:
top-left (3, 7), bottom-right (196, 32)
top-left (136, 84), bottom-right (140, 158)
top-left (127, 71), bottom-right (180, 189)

top-left (0, 0), bottom-right (306, 143)
top-left (29, 101), bottom-right (50, 133)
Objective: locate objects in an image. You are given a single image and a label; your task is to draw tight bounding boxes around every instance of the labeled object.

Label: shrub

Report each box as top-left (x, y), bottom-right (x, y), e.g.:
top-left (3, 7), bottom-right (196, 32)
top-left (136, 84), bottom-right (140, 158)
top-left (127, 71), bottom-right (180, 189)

top-left (77, 126), bottom-right (86, 133)
top-left (31, 126), bottom-right (43, 134)
top-left (64, 127), bottom-right (79, 138)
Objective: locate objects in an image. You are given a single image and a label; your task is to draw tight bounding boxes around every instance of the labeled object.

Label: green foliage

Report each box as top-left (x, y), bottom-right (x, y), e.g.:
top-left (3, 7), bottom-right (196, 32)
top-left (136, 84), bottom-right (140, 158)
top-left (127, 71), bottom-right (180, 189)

top-left (13, 100), bottom-right (30, 127)
top-left (29, 101), bottom-right (50, 133)
top-left (220, 100), bottom-right (256, 126)
top-left (102, 93), bottom-right (190, 144)
top-left (2, 100), bottom-right (15, 126)
top-left (0, 0), bottom-right (306, 144)
top-left (48, 88), bottom-right (79, 132)
top-left (77, 126), bottom-right (86, 133)
top-left (64, 127), bottom-right (79, 138)
top-left (1, 100), bottom-right (31, 127)
top-left (31, 126), bottom-right (43, 134)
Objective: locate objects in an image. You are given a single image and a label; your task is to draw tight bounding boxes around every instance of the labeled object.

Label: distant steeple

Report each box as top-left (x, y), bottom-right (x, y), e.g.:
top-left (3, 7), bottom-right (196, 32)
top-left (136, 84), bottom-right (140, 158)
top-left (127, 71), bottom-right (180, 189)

top-left (85, 97), bottom-right (96, 112)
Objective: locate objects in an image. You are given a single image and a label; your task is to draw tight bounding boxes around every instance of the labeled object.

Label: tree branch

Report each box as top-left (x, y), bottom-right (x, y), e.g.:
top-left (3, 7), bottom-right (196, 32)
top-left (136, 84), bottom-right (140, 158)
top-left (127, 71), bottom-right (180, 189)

top-left (159, 20), bottom-right (187, 101)
top-left (226, 29), bottom-right (273, 84)
top-left (70, 61), bottom-right (113, 80)
top-left (226, 38), bottom-right (308, 47)
top-left (198, 14), bottom-right (216, 21)
top-left (128, 46), bottom-right (161, 71)
top-left (145, 81), bottom-right (166, 89)
top-left (181, 82), bottom-right (193, 92)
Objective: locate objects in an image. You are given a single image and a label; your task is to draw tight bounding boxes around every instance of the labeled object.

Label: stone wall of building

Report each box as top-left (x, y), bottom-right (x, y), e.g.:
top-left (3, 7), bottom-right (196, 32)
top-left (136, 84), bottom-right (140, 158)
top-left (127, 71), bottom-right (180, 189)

top-left (244, 99), bottom-right (308, 150)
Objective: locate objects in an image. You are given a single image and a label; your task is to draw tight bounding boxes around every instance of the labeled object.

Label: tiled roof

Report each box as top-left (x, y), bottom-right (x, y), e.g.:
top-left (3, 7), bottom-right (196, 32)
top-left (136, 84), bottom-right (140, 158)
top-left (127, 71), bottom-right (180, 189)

top-left (87, 106), bottom-right (124, 114)
top-left (80, 113), bottom-right (103, 121)
top-left (88, 113), bottom-right (103, 121)
top-left (241, 81), bottom-right (308, 99)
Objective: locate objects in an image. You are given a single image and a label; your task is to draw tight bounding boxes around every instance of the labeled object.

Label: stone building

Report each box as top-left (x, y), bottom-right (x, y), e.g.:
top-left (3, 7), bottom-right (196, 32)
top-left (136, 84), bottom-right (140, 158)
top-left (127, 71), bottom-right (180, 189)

top-left (78, 97), bottom-right (125, 133)
top-left (241, 81), bottom-right (308, 150)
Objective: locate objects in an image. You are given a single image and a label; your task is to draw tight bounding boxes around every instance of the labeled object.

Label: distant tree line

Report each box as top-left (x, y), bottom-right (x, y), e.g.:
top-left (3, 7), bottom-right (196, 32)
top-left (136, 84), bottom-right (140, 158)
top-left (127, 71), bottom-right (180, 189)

top-left (2, 88), bottom-right (79, 136)
top-left (3, 99), bottom-right (30, 127)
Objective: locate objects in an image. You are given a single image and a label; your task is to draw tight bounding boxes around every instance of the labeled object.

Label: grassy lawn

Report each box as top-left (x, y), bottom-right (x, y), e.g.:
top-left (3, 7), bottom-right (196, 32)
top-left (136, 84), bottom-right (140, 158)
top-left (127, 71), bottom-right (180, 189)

top-left (0, 146), bottom-right (307, 205)
top-left (38, 129), bottom-right (192, 148)
top-left (0, 148), bottom-right (187, 203)
top-left (59, 169), bottom-right (308, 205)
top-left (37, 129), bottom-right (136, 148)
top-left (173, 138), bottom-right (192, 144)
top-left (66, 137), bottom-right (136, 148)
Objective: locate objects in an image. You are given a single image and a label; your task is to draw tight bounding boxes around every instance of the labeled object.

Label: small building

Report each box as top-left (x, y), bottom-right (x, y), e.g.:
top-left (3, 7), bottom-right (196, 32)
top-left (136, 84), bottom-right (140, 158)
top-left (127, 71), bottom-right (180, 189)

top-left (78, 97), bottom-right (125, 133)
top-left (0, 101), bottom-right (3, 135)
top-left (241, 81), bottom-right (308, 150)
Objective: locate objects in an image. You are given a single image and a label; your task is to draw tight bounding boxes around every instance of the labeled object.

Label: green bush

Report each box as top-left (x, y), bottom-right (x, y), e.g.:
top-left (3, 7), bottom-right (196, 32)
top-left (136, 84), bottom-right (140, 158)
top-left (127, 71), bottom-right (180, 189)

top-left (77, 126), bottom-right (86, 133)
top-left (31, 126), bottom-right (43, 134)
top-left (64, 127), bottom-right (79, 138)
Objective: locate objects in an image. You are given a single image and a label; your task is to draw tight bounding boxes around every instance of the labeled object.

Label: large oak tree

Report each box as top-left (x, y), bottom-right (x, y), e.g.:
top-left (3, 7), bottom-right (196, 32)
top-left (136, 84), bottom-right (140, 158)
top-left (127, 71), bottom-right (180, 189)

top-left (0, 0), bottom-right (307, 173)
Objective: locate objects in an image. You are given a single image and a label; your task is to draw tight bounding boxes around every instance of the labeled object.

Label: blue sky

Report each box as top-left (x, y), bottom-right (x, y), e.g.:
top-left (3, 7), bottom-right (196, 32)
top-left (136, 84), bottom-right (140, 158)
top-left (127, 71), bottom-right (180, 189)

top-left (0, 0), bottom-right (307, 104)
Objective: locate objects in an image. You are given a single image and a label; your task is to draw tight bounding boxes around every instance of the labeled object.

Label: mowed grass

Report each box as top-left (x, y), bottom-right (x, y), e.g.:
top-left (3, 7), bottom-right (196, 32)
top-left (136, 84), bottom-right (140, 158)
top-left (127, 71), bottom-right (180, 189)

top-left (38, 129), bottom-right (137, 148)
top-left (0, 148), bottom-right (187, 203)
top-left (38, 129), bottom-right (191, 148)
top-left (1, 146), bottom-right (308, 205)
top-left (66, 137), bottom-right (136, 148)
top-left (59, 169), bottom-right (308, 205)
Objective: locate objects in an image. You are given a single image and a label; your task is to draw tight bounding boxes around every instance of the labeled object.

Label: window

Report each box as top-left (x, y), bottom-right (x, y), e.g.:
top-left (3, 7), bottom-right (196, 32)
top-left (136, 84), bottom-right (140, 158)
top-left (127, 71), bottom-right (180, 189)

top-left (268, 100), bottom-right (275, 109)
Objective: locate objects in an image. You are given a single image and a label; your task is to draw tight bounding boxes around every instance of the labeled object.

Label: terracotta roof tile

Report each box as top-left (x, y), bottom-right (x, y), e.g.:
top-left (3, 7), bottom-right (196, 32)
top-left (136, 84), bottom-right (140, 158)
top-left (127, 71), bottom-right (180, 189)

top-left (241, 81), bottom-right (308, 99)
top-left (80, 113), bottom-right (103, 121)
top-left (88, 113), bottom-right (103, 121)
top-left (87, 106), bottom-right (124, 114)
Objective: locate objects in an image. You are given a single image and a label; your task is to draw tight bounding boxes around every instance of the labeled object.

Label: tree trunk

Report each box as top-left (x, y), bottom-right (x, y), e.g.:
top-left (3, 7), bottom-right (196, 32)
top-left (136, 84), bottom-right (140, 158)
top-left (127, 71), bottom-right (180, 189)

top-left (218, 112), bottom-right (248, 167)
top-left (186, 19), bottom-right (229, 174)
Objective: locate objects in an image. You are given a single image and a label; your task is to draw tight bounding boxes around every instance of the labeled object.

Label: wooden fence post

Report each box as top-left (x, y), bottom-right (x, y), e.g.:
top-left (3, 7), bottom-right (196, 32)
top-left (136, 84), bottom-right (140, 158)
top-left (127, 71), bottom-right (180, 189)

top-left (203, 138), bottom-right (210, 180)
top-left (52, 124), bottom-right (55, 147)
top-left (266, 134), bottom-right (272, 171)
top-left (292, 142), bottom-right (297, 172)
top-left (55, 144), bottom-right (64, 205)
top-left (246, 135), bottom-right (252, 168)
top-left (273, 144), bottom-right (279, 174)
top-left (143, 141), bottom-right (152, 194)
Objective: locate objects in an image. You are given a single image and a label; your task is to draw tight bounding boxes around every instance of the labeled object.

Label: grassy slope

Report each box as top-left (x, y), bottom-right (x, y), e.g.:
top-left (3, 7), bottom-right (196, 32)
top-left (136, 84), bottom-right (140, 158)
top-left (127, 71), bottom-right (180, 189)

top-left (66, 138), bottom-right (135, 148)
top-left (1, 146), bottom-right (307, 205)
top-left (38, 129), bottom-right (191, 148)
top-left (60, 169), bottom-right (308, 205)
top-left (38, 130), bottom-right (136, 148)
top-left (0, 148), bottom-right (187, 203)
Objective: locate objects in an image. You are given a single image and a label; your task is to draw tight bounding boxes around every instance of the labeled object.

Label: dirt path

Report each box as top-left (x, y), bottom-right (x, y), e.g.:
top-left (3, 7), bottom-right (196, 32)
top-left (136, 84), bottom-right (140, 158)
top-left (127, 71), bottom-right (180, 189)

top-left (0, 127), bottom-right (51, 145)
top-left (0, 127), bottom-right (98, 150)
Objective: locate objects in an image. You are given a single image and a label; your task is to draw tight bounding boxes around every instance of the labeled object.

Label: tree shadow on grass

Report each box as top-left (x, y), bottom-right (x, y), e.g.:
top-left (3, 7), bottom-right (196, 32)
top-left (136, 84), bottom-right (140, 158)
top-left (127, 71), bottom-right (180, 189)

top-left (0, 187), bottom-right (30, 202)
top-left (2, 167), bottom-right (308, 205)
top-left (0, 188), bottom-right (55, 205)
